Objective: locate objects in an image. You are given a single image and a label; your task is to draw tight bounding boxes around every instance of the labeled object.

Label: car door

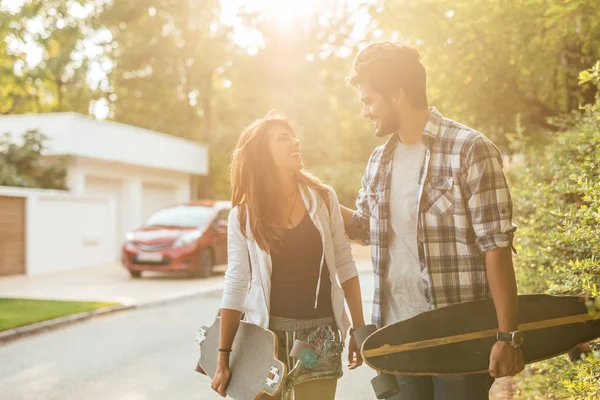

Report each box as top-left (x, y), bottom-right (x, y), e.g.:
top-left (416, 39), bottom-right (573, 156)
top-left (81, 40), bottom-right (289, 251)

top-left (213, 208), bottom-right (230, 265)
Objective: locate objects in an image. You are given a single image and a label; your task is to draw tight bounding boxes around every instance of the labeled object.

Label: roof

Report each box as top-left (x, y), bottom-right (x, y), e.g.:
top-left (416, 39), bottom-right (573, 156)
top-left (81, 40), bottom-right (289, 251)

top-left (0, 112), bottom-right (208, 175)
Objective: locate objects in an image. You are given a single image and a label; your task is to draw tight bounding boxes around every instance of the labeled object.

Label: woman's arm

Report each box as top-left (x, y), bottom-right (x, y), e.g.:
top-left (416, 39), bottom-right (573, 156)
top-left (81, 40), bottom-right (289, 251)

top-left (327, 187), bottom-right (366, 368)
top-left (326, 187), bottom-right (360, 283)
top-left (341, 276), bottom-right (365, 330)
top-left (341, 276), bottom-right (365, 369)
top-left (212, 207), bottom-right (251, 396)
top-left (212, 308), bottom-right (242, 397)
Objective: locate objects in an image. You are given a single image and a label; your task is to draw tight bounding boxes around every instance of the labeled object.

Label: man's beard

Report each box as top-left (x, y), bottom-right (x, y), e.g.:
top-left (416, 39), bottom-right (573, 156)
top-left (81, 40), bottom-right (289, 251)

top-left (375, 114), bottom-right (400, 137)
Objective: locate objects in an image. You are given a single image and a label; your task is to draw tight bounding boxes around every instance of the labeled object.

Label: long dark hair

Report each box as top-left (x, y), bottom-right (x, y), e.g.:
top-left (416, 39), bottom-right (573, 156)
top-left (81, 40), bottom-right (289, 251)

top-left (230, 112), bottom-right (329, 253)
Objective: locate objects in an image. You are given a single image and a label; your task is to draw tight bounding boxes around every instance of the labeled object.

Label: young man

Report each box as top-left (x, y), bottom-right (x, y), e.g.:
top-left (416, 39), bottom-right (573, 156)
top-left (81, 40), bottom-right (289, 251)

top-left (340, 42), bottom-right (525, 399)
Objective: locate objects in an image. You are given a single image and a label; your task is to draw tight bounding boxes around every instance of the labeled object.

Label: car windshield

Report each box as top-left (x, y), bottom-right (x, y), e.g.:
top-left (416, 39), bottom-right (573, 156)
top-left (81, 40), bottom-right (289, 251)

top-left (145, 205), bottom-right (214, 228)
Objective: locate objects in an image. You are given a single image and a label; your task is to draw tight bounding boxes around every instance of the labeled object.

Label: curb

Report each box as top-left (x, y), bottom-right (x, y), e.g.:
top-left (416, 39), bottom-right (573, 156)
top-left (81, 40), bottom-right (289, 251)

top-left (0, 288), bottom-right (222, 343)
top-left (0, 303), bottom-right (134, 343)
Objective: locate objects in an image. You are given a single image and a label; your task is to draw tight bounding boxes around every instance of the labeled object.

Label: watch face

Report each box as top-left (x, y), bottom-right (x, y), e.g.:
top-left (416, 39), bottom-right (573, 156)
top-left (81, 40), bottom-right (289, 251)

top-left (512, 331), bottom-right (524, 347)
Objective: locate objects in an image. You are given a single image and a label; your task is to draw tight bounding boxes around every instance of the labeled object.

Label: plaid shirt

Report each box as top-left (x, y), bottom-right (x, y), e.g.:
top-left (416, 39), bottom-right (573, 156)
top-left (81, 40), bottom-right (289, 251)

top-left (350, 108), bottom-right (517, 328)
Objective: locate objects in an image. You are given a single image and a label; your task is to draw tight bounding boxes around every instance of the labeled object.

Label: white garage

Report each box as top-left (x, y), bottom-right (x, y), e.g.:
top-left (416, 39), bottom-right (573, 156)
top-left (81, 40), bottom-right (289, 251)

top-left (0, 112), bottom-right (208, 268)
top-left (142, 183), bottom-right (177, 222)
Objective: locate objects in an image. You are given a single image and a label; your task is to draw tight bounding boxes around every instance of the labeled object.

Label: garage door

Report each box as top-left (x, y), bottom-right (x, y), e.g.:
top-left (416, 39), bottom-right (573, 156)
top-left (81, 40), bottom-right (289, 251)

top-left (142, 183), bottom-right (177, 223)
top-left (85, 176), bottom-right (122, 259)
top-left (0, 196), bottom-right (26, 276)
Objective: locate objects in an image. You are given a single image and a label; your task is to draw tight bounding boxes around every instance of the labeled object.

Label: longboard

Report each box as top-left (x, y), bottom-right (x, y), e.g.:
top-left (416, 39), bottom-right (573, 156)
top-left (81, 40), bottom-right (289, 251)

top-left (195, 318), bottom-right (287, 400)
top-left (361, 294), bottom-right (600, 376)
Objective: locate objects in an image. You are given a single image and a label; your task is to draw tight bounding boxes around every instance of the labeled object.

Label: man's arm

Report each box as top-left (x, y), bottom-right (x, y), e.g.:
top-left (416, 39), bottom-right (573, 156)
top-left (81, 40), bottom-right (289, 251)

top-left (486, 247), bottom-right (518, 334)
top-left (342, 156), bottom-right (374, 244)
top-left (461, 137), bottom-right (524, 378)
top-left (340, 205), bottom-right (355, 235)
top-left (486, 247), bottom-right (524, 377)
top-left (340, 205), bottom-right (369, 246)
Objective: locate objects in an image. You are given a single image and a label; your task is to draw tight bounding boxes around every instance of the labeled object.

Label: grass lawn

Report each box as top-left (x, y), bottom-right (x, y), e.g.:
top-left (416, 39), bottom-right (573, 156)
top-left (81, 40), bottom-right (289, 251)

top-left (0, 298), bottom-right (119, 331)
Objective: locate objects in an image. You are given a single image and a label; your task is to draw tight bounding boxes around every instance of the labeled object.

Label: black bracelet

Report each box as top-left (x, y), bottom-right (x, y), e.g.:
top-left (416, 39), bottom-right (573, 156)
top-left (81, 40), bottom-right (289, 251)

top-left (218, 348), bottom-right (232, 353)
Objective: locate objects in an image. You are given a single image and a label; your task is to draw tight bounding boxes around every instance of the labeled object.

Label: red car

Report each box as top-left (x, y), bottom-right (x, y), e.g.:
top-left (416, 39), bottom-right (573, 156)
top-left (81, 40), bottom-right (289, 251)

top-left (122, 200), bottom-right (231, 278)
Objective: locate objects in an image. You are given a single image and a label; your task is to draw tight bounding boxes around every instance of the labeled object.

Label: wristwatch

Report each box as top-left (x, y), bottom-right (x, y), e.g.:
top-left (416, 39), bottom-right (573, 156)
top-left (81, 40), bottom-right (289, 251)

top-left (496, 330), bottom-right (524, 348)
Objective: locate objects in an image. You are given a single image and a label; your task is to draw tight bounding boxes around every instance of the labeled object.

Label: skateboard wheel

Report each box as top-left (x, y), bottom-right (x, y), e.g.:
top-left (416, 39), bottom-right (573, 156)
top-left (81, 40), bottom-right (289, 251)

top-left (371, 373), bottom-right (400, 399)
top-left (353, 324), bottom-right (377, 348)
top-left (290, 340), bottom-right (318, 368)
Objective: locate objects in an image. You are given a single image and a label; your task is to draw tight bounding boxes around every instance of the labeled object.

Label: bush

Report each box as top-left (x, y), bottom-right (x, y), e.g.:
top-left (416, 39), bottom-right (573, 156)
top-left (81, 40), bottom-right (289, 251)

top-left (509, 62), bottom-right (600, 398)
top-left (0, 129), bottom-right (68, 190)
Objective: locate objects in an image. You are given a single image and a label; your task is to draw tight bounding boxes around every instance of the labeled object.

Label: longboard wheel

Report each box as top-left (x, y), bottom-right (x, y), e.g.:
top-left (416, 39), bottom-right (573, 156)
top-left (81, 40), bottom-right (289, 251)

top-left (353, 324), bottom-right (377, 348)
top-left (290, 340), bottom-right (318, 368)
top-left (371, 373), bottom-right (400, 399)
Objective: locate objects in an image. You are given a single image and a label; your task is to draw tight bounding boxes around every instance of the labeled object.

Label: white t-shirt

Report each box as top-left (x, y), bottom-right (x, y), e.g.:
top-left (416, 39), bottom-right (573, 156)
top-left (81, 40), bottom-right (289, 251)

top-left (382, 140), bottom-right (430, 326)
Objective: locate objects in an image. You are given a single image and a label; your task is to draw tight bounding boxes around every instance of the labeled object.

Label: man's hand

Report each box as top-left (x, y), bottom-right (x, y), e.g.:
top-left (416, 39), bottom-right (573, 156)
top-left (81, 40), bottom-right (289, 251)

top-left (488, 341), bottom-right (525, 378)
top-left (347, 335), bottom-right (363, 370)
top-left (211, 365), bottom-right (232, 397)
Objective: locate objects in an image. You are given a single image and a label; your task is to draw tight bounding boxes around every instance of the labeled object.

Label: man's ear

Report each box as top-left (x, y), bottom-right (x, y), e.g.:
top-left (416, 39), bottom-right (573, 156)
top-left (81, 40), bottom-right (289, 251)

top-left (391, 88), bottom-right (405, 107)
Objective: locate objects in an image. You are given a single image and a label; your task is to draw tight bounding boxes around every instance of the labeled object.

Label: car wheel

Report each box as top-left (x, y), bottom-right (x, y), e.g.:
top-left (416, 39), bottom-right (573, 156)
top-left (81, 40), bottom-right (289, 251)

top-left (197, 249), bottom-right (214, 278)
top-left (129, 269), bottom-right (142, 279)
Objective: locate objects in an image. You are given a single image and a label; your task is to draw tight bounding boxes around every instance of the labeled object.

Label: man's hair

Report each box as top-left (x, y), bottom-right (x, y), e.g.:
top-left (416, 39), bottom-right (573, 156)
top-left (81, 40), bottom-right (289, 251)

top-left (346, 42), bottom-right (428, 108)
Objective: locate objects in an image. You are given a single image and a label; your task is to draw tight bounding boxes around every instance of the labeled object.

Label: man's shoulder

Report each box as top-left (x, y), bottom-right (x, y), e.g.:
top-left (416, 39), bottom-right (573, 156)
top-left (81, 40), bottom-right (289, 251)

top-left (438, 117), bottom-right (502, 159)
top-left (368, 143), bottom-right (387, 162)
top-left (439, 118), bottom-right (485, 145)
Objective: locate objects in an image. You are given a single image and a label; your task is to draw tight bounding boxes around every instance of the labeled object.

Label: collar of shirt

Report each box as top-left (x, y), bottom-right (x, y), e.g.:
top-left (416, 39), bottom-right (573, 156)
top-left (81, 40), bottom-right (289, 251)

top-left (380, 107), bottom-right (443, 163)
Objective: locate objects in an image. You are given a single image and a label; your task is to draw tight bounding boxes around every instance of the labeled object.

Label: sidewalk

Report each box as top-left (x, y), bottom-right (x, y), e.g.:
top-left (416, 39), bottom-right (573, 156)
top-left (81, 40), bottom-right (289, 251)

top-left (0, 246), bottom-right (372, 342)
top-left (0, 262), bottom-right (227, 306)
top-left (0, 244), bottom-right (372, 306)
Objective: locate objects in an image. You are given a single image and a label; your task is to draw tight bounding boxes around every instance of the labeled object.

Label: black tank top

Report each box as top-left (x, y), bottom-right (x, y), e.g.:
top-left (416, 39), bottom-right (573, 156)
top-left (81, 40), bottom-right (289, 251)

top-left (270, 213), bottom-right (334, 319)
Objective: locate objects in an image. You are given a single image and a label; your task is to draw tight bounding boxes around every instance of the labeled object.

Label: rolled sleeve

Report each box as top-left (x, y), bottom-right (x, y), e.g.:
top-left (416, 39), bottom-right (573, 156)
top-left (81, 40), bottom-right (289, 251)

top-left (461, 138), bottom-right (517, 253)
top-left (220, 207), bottom-right (251, 311)
top-left (327, 186), bottom-right (359, 284)
top-left (349, 165), bottom-right (372, 244)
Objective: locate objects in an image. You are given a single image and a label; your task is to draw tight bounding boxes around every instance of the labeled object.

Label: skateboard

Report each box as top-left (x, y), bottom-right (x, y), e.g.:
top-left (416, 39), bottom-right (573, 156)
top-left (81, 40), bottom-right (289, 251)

top-left (360, 294), bottom-right (600, 377)
top-left (195, 318), bottom-right (287, 400)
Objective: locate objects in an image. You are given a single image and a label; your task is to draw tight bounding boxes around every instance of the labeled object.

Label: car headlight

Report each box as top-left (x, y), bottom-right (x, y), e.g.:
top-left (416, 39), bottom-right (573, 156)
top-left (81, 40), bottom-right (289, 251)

top-left (173, 230), bottom-right (203, 248)
top-left (125, 232), bottom-right (135, 243)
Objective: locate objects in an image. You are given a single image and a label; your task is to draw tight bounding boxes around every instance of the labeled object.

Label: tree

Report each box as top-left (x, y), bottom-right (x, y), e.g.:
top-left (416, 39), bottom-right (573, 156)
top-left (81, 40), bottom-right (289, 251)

top-left (98, 0), bottom-right (230, 141)
top-left (371, 0), bottom-right (600, 148)
top-left (0, 0), bottom-right (100, 114)
top-left (0, 129), bottom-right (68, 189)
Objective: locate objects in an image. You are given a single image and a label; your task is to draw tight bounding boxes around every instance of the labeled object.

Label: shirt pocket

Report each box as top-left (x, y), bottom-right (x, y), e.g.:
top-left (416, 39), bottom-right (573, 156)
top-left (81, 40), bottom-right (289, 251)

top-left (422, 175), bottom-right (455, 217)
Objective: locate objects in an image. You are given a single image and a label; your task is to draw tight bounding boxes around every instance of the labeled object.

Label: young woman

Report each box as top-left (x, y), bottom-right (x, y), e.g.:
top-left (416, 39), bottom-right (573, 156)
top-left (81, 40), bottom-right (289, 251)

top-left (211, 112), bottom-right (366, 399)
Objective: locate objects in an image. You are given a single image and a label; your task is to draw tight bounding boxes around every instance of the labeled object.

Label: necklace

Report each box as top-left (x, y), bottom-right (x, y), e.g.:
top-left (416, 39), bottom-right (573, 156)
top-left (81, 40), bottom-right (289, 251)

top-left (286, 190), bottom-right (299, 227)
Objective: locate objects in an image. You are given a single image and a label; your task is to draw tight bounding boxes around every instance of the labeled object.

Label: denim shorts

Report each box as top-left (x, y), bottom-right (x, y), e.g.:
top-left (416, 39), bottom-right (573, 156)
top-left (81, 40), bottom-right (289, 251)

top-left (269, 315), bottom-right (343, 396)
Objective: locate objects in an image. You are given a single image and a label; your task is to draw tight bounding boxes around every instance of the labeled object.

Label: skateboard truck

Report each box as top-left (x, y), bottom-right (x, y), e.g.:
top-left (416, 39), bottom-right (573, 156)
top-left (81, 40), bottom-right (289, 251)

top-left (194, 326), bottom-right (209, 348)
top-left (265, 366), bottom-right (282, 388)
top-left (353, 325), bottom-right (401, 399)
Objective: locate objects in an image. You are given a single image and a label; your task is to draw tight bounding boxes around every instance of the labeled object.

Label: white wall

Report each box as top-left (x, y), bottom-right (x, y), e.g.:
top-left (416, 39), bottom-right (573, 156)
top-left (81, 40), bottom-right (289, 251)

top-left (0, 186), bottom-right (115, 276)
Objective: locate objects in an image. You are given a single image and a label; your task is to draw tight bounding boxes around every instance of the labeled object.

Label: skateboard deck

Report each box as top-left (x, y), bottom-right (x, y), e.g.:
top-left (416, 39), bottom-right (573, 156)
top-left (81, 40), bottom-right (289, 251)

top-left (361, 294), bottom-right (600, 375)
top-left (195, 318), bottom-right (287, 400)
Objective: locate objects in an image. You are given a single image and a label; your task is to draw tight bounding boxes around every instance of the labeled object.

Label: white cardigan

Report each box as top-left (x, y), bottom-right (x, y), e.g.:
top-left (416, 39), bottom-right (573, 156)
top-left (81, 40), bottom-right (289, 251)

top-left (221, 185), bottom-right (358, 339)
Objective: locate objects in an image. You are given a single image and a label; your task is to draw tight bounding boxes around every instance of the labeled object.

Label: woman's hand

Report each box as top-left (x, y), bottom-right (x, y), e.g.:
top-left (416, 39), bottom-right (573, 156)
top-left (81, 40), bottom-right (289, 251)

top-left (211, 365), bottom-right (232, 397)
top-left (347, 335), bottom-right (363, 370)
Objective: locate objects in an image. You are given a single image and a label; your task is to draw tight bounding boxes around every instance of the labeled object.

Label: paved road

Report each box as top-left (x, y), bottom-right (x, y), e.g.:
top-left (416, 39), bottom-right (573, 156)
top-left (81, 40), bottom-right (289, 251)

top-left (0, 263), bottom-right (509, 400)
top-left (0, 268), bottom-right (377, 400)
